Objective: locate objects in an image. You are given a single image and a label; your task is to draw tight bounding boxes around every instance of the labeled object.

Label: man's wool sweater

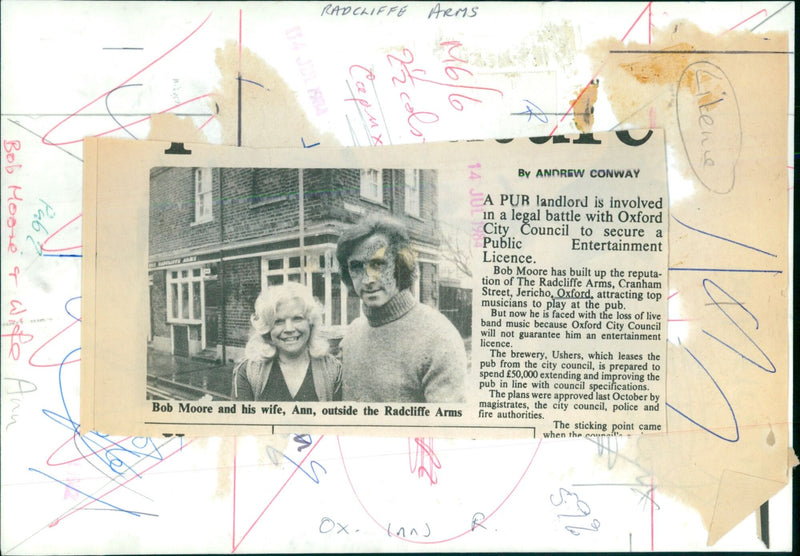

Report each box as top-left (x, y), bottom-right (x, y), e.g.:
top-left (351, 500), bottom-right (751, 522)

top-left (341, 290), bottom-right (466, 402)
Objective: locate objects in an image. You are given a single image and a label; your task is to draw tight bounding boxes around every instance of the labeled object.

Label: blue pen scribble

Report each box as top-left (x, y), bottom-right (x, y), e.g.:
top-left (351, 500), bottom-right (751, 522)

top-left (672, 216), bottom-right (777, 258)
top-left (522, 99), bottom-right (549, 123)
top-left (266, 440), bottom-right (327, 484)
top-left (64, 296), bottom-right (80, 322)
top-left (104, 83), bottom-right (144, 140)
top-left (29, 467), bottom-right (143, 517)
top-left (666, 340), bottom-right (740, 443)
top-left (40, 298), bottom-right (169, 479)
top-left (701, 279), bottom-right (776, 373)
top-left (42, 346), bottom-right (166, 478)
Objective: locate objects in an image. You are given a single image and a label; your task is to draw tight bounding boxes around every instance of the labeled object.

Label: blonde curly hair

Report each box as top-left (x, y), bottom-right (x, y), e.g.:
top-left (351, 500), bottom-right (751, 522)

top-left (243, 282), bottom-right (330, 361)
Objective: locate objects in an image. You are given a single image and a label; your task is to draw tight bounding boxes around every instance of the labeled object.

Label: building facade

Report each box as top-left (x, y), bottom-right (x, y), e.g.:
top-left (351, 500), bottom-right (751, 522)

top-left (148, 166), bottom-right (442, 362)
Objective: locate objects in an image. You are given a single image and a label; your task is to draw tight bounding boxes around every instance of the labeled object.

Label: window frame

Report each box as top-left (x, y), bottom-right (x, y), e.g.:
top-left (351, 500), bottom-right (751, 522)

top-left (166, 267), bottom-right (205, 325)
top-left (404, 168), bottom-right (421, 217)
top-left (194, 168), bottom-right (213, 223)
top-left (359, 168), bottom-right (383, 203)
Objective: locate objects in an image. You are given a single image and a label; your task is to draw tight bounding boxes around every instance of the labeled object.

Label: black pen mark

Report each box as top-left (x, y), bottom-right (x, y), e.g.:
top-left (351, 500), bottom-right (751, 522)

top-left (751, 1), bottom-right (792, 31)
top-left (237, 72), bottom-right (242, 147)
top-left (102, 47), bottom-right (144, 50)
top-left (236, 76), bottom-right (268, 89)
top-left (757, 500), bottom-right (770, 548)
top-left (104, 83), bottom-right (143, 140)
top-left (6, 119), bottom-right (82, 162)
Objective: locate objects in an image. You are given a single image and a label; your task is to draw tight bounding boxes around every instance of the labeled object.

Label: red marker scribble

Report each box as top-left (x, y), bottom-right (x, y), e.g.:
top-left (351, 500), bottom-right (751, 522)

top-left (2, 321), bottom-right (33, 361)
top-left (339, 437), bottom-right (544, 544)
top-left (232, 435), bottom-right (326, 553)
top-left (408, 437), bottom-right (441, 486)
top-left (41, 13), bottom-right (213, 146)
top-left (28, 319), bottom-right (80, 368)
top-left (28, 296), bottom-right (81, 368)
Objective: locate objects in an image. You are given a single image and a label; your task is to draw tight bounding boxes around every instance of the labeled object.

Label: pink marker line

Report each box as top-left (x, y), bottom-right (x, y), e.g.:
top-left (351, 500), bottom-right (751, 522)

top-left (232, 435), bottom-right (326, 553)
top-left (650, 474), bottom-right (655, 551)
top-left (198, 114), bottom-right (216, 130)
top-left (40, 213), bottom-right (82, 253)
top-left (548, 69), bottom-right (605, 136)
top-left (42, 13), bottom-right (213, 146)
top-left (50, 438), bottom-right (192, 526)
top-left (722, 9), bottom-right (768, 34)
top-left (621, 2), bottom-right (654, 43)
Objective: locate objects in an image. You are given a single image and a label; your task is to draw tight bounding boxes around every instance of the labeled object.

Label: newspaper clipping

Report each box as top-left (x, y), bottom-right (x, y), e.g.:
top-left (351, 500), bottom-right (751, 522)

top-left (82, 130), bottom-right (668, 438)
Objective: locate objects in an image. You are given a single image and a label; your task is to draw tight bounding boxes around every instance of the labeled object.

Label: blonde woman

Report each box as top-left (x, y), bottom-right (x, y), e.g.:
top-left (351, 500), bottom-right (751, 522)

top-left (233, 282), bottom-right (341, 401)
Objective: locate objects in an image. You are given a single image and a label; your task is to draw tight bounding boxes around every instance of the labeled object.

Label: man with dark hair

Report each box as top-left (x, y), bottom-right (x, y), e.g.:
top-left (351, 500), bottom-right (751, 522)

top-left (336, 214), bottom-right (466, 403)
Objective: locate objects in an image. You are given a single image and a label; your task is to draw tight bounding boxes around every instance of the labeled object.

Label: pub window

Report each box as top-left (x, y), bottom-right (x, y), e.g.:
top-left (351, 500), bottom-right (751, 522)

top-left (360, 168), bottom-right (382, 203)
top-left (166, 267), bottom-right (204, 324)
top-left (404, 169), bottom-right (421, 217)
top-left (194, 168), bottom-right (213, 223)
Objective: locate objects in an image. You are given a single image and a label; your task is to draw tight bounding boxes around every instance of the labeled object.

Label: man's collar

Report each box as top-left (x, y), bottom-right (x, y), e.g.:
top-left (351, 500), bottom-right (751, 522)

top-left (363, 289), bottom-right (417, 327)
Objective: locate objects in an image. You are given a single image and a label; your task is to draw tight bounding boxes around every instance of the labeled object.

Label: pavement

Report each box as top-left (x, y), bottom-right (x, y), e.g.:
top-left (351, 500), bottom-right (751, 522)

top-left (147, 348), bottom-right (235, 400)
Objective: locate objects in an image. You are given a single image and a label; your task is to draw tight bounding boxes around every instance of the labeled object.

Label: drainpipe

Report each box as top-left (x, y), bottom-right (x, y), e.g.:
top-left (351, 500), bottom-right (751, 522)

top-left (299, 169), bottom-right (305, 286)
top-left (219, 168), bottom-right (227, 364)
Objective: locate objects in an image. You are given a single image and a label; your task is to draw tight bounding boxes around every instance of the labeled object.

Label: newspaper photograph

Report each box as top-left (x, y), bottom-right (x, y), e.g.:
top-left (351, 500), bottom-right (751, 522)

top-left (82, 129), bottom-right (668, 438)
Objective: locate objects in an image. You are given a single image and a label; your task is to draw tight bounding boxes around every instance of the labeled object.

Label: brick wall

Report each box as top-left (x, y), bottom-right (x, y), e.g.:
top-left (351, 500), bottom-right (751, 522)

top-left (150, 269), bottom-right (169, 339)
top-left (149, 167), bottom-right (221, 255)
top-left (418, 261), bottom-right (439, 307)
top-left (221, 257), bottom-right (261, 348)
top-left (150, 167), bottom-right (441, 257)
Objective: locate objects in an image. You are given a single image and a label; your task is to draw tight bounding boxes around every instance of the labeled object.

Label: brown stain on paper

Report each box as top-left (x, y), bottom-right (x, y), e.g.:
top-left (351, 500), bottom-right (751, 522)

top-left (572, 79), bottom-right (598, 132)
top-left (584, 20), bottom-right (791, 545)
top-left (468, 22), bottom-right (577, 70)
top-left (212, 41), bottom-right (339, 148)
top-left (619, 42), bottom-right (695, 85)
top-left (587, 21), bottom-right (786, 197)
top-left (147, 113), bottom-right (210, 144)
